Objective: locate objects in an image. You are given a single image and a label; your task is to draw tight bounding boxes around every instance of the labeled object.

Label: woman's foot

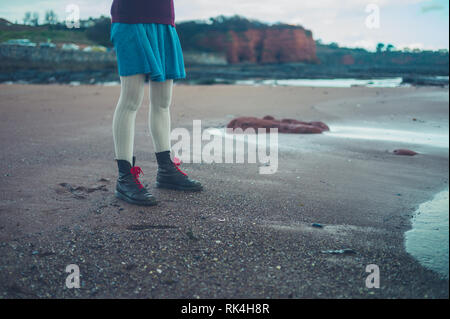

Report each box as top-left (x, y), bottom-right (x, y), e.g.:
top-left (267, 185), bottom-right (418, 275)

top-left (155, 151), bottom-right (203, 191)
top-left (115, 156), bottom-right (157, 206)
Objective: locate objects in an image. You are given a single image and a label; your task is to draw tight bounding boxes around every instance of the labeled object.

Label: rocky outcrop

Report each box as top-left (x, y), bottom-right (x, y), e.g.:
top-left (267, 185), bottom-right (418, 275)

top-left (0, 44), bottom-right (116, 71)
top-left (227, 116), bottom-right (329, 134)
top-left (196, 28), bottom-right (318, 64)
top-left (0, 44), bottom-right (116, 64)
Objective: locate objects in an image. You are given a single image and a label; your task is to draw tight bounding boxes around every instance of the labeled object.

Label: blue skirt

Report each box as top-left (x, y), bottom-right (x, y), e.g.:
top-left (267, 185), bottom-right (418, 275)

top-left (110, 23), bottom-right (186, 82)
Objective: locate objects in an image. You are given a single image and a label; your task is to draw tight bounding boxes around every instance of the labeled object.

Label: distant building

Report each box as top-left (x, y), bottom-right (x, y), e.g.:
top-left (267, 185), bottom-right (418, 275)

top-left (83, 46), bottom-right (107, 53)
top-left (80, 19), bottom-right (96, 28)
top-left (61, 43), bottom-right (80, 51)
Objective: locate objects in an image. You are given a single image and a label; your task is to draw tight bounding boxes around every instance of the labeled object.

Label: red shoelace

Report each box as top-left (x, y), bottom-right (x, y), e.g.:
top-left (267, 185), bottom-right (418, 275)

top-left (130, 166), bottom-right (144, 189)
top-left (173, 156), bottom-right (187, 176)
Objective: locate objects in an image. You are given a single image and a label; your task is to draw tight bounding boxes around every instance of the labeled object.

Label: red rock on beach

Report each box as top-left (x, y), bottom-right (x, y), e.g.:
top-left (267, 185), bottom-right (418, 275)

top-left (227, 116), bottom-right (329, 134)
top-left (393, 149), bottom-right (418, 156)
top-left (280, 118), bottom-right (330, 132)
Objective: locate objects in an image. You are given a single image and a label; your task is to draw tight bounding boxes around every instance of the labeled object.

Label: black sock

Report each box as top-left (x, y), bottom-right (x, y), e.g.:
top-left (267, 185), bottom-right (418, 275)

top-left (155, 151), bottom-right (171, 166)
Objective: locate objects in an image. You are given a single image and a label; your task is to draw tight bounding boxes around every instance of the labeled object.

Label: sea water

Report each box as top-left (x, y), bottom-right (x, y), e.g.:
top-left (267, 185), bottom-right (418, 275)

top-left (405, 188), bottom-right (449, 279)
top-left (234, 77), bottom-right (406, 88)
top-left (324, 126), bottom-right (449, 149)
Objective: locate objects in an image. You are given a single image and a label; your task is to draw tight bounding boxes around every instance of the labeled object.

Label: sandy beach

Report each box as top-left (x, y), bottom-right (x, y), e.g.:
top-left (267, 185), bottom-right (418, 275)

top-left (0, 83), bottom-right (448, 298)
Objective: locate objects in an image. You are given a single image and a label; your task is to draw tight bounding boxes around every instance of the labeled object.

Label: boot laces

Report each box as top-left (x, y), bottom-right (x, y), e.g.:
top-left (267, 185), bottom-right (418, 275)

top-left (130, 166), bottom-right (144, 189)
top-left (173, 156), bottom-right (187, 176)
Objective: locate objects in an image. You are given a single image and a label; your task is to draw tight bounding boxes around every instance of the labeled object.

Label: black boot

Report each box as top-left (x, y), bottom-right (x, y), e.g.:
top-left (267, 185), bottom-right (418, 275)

top-left (155, 151), bottom-right (203, 191)
top-left (115, 156), bottom-right (157, 206)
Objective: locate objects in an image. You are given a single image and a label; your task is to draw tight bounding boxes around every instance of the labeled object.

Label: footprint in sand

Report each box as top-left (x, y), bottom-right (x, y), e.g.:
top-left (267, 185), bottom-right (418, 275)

top-left (56, 179), bottom-right (110, 199)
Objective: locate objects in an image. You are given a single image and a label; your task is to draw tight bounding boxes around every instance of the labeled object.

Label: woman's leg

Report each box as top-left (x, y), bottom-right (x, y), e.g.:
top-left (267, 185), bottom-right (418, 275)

top-left (148, 79), bottom-right (173, 153)
top-left (112, 74), bottom-right (146, 164)
top-left (113, 74), bottom-right (156, 206)
top-left (149, 79), bottom-right (203, 191)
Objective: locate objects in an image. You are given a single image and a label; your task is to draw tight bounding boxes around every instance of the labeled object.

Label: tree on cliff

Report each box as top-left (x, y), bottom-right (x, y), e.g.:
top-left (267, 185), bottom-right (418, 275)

top-left (22, 11), bottom-right (40, 26)
top-left (30, 12), bottom-right (39, 26)
top-left (44, 10), bottom-right (58, 25)
top-left (386, 44), bottom-right (395, 52)
top-left (23, 12), bottom-right (31, 25)
top-left (208, 15), bottom-right (266, 31)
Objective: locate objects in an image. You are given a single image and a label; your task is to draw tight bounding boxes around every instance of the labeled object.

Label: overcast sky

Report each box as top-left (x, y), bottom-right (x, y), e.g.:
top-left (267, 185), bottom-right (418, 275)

top-left (0, 0), bottom-right (448, 51)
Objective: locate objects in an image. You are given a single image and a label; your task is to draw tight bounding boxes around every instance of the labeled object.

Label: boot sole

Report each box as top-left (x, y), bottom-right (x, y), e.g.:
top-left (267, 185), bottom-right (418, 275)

top-left (156, 182), bottom-right (203, 192)
top-left (115, 190), bottom-right (158, 206)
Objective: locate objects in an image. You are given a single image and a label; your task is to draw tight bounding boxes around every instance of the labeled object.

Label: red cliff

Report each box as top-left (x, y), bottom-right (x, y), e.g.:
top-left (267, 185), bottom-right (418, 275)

top-left (196, 28), bottom-right (318, 64)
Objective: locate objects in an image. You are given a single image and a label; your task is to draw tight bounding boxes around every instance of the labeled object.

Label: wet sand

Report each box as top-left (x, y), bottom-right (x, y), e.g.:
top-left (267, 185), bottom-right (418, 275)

top-left (0, 84), bottom-right (448, 298)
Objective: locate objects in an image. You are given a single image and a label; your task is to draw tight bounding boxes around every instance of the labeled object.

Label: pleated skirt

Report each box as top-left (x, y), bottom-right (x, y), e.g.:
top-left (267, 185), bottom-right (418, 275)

top-left (110, 23), bottom-right (186, 82)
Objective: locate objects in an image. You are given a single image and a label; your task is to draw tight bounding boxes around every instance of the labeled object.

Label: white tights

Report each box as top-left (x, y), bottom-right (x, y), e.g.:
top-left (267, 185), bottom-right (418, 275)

top-left (112, 74), bottom-right (173, 164)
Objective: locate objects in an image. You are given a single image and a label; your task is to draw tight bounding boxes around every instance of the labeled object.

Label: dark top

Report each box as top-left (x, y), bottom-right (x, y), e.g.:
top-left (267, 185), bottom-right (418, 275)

top-left (111, 0), bottom-right (175, 26)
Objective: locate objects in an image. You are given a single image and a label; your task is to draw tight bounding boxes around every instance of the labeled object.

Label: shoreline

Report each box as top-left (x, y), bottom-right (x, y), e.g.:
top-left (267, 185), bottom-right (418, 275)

top-left (1, 61), bottom-right (448, 86)
top-left (1, 75), bottom-right (448, 88)
top-left (0, 84), bottom-right (448, 298)
top-left (405, 187), bottom-right (449, 280)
